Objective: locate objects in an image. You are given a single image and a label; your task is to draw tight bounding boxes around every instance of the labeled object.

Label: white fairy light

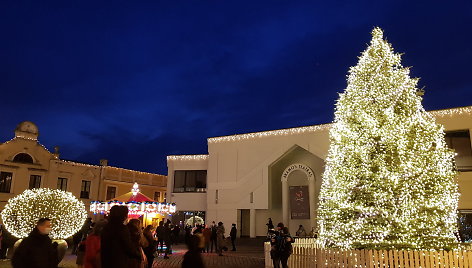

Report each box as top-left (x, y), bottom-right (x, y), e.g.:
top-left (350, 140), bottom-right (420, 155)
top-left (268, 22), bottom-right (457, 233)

top-left (167, 155), bottom-right (209, 161)
top-left (207, 124), bottom-right (331, 143)
top-left (317, 28), bottom-right (459, 250)
top-left (205, 106), bottom-right (471, 144)
top-left (0, 188), bottom-right (87, 239)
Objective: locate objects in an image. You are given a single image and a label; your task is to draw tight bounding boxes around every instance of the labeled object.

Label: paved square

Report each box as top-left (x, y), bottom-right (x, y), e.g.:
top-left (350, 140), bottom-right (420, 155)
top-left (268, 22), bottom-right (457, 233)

top-left (0, 238), bottom-right (266, 268)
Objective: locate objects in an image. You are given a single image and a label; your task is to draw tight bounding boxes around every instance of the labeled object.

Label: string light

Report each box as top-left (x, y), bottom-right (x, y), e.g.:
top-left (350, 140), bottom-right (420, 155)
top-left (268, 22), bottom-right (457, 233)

top-left (207, 124), bottom-right (331, 143)
top-left (185, 216), bottom-right (204, 226)
top-left (0, 188), bottom-right (87, 239)
top-left (167, 155), bottom-right (209, 161)
top-left (132, 182), bottom-right (140, 196)
top-left (90, 201), bottom-right (176, 215)
top-left (429, 106), bottom-right (472, 117)
top-left (3, 137), bottom-right (53, 155)
top-left (317, 28), bottom-right (459, 250)
top-left (205, 106), bottom-right (471, 144)
top-left (54, 160), bottom-right (166, 178)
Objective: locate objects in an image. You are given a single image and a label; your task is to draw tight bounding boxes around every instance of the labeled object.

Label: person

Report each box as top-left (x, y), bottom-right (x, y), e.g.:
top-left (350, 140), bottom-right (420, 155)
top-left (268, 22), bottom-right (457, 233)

top-left (182, 235), bottom-right (205, 268)
top-left (266, 218), bottom-right (274, 231)
top-left (155, 221), bottom-right (166, 256)
top-left (156, 220), bottom-right (173, 259)
top-left (202, 225), bottom-right (211, 253)
top-left (295, 225), bottom-right (307, 237)
top-left (193, 225), bottom-right (205, 252)
top-left (0, 224), bottom-right (14, 259)
top-left (163, 221), bottom-right (172, 258)
top-left (127, 219), bottom-right (148, 268)
top-left (270, 223), bottom-right (294, 268)
top-left (172, 224), bottom-right (181, 245)
top-left (0, 225), bottom-right (3, 258)
top-left (12, 218), bottom-right (59, 268)
top-left (308, 227), bottom-right (318, 238)
top-left (216, 222), bottom-right (226, 256)
top-left (84, 219), bottom-right (107, 268)
top-left (76, 236), bottom-right (86, 267)
top-left (101, 206), bottom-right (141, 268)
top-left (210, 222), bottom-right (217, 253)
top-left (143, 225), bottom-right (157, 268)
top-left (184, 225), bottom-right (192, 246)
top-left (230, 224), bottom-right (237, 251)
top-left (72, 230), bottom-right (83, 255)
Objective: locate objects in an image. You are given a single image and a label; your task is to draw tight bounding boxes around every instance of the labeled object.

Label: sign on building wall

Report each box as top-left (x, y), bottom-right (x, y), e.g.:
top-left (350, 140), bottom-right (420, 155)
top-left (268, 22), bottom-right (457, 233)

top-left (289, 185), bottom-right (310, 219)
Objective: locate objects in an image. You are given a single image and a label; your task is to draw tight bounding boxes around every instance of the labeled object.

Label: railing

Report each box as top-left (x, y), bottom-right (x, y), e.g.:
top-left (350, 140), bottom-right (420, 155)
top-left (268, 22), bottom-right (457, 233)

top-left (264, 239), bottom-right (472, 267)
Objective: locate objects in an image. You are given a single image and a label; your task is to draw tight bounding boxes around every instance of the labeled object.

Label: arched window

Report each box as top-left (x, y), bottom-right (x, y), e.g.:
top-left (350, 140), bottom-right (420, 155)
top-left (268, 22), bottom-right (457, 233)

top-left (13, 153), bottom-right (34, 164)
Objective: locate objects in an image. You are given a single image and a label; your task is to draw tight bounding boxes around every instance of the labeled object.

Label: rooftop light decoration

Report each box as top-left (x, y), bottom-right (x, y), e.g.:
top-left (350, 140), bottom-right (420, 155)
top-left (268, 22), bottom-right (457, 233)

top-left (317, 28), bottom-right (459, 250)
top-left (1, 188), bottom-right (87, 239)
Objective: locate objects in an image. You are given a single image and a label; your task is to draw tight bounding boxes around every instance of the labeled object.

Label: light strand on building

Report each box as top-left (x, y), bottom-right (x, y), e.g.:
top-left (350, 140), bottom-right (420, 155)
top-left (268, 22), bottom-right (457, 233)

top-left (206, 106), bottom-right (472, 144)
top-left (207, 124), bottom-right (332, 143)
top-left (429, 106), bottom-right (472, 117)
top-left (90, 200), bottom-right (177, 215)
top-left (167, 155), bottom-right (209, 161)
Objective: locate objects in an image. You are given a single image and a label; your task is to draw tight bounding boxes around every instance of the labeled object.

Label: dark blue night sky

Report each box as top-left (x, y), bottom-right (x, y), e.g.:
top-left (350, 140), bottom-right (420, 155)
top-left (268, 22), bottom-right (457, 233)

top-left (1, 1), bottom-right (471, 174)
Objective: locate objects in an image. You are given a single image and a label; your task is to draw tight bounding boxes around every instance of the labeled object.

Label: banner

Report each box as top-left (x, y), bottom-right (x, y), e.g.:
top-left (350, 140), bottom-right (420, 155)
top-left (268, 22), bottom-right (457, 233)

top-left (289, 186), bottom-right (310, 219)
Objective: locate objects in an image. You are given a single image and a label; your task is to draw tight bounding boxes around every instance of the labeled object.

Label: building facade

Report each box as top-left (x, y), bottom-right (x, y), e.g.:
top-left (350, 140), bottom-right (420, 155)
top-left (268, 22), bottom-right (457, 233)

top-left (167, 106), bottom-right (472, 238)
top-left (0, 121), bottom-right (167, 216)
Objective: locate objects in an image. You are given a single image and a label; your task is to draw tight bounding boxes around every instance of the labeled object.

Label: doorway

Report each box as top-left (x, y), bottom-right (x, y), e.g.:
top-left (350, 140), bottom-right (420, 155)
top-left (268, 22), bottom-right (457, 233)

top-left (238, 209), bottom-right (250, 237)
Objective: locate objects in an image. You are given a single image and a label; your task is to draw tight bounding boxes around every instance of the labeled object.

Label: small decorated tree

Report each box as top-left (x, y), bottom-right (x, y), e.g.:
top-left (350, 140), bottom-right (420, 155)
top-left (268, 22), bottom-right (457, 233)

top-left (317, 28), bottom-right (459, 249)
top-left (1, 188), bottom-right (88, 240)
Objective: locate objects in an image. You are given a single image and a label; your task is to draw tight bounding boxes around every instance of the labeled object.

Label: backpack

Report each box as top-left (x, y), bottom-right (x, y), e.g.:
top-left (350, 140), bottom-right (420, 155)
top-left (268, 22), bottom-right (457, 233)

top-left (276, 235), bottom-right (293, 254)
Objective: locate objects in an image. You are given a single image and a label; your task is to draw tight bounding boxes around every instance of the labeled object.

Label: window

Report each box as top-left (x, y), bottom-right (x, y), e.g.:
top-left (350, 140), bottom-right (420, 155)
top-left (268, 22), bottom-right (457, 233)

top-left (29, 175), bottom-right (41, 189)
top-left (445, 130), bottom-right (472, 171)
top-left (0, 172), bottom-right (12, 193)
top-left (13, 153), bottom-right (33, 164)
top-left (459, 211), bottom-right (472, 242)
top-left (80, 180), bottom-right (91, 199)
top-left (154, 192), bottom-right (161, 202)
top-left (106, 186), bottom-right (116, 200)
top-left (173, 170), bottom-right (207, 192)
top-left (57, 177), bottom-right (68, 191)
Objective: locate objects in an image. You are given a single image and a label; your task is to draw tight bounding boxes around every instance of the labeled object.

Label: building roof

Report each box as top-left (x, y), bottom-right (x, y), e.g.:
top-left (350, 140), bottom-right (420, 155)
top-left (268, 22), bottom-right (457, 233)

top-left (206, 106), bottom-right (472, 144)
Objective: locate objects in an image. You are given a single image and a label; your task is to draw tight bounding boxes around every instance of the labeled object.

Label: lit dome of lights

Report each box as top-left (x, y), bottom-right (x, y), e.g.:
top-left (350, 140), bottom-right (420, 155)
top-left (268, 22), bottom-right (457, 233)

top-left (1, 188), bottom-right (87, 239)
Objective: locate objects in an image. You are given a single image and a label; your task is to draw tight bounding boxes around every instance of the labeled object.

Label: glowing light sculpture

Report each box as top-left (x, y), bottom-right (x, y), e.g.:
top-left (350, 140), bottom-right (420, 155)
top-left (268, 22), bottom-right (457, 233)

top-left (317, 28), bottom-right (459, 250)
top-left (1, 188), bottom-right (87, 239)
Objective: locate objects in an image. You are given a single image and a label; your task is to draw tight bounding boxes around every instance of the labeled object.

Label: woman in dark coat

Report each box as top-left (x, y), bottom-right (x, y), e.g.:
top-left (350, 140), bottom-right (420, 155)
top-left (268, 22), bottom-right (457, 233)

top-left (216, 222), bottom-right (226, 256)
top-left (143, 225), bottom-right (156, 268)
top-left (100, 206), bottom-right (141, 268)
top-left (127, 219), bottom-right (147, 268)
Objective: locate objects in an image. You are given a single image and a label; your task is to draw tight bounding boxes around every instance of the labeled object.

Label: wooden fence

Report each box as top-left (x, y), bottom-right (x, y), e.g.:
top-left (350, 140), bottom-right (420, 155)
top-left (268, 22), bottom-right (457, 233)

top-left (264, 239), bottom-right (472, 267)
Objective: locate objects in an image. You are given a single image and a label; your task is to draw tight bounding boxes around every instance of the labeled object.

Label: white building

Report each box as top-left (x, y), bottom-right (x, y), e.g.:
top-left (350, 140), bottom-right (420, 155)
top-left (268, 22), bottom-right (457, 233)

top-left (167, 106), bottom-right (472, 237)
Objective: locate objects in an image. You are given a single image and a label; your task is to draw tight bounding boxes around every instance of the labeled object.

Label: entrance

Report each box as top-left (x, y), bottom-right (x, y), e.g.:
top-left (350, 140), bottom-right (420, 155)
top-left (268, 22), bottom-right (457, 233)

top-left (238, 209), bottom-right (250, 237)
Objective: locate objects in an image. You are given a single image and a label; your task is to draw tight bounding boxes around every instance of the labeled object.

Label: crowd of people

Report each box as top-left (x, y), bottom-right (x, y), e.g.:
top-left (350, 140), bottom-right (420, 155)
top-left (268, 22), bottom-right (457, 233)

top-left (9, 206), bottom-right (239, 268)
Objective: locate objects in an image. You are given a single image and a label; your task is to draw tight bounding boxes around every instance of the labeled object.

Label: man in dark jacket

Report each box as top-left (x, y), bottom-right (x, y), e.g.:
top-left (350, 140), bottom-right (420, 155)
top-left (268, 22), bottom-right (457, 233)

top-left (101, 206), bottom-right (141, 268)
top-left (12, 218), bottom-right (59, 268)
top-left (230, 223), bottom-right (237, 251)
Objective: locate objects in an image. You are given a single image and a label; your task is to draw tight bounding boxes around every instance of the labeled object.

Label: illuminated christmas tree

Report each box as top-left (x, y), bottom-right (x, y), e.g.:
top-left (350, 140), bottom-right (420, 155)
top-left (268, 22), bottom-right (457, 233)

top-left (317, 28), bottom-right (459, 249)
